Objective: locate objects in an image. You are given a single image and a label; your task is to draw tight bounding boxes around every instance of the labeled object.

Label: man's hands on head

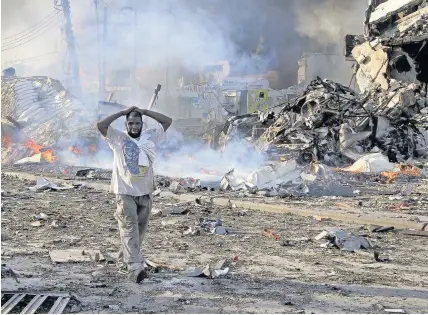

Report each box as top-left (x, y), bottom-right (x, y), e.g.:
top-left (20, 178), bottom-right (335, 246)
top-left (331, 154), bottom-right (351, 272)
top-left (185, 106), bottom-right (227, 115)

top-left (121, 106), bottom-right (147, 116)
top-left (121, 106), bottom-right (143, 116)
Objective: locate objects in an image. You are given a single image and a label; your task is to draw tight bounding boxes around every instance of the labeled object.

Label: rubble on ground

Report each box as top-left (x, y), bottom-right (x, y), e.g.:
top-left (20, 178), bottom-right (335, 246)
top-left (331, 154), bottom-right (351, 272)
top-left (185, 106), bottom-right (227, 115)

top-left (314, 229), bottom-right (373, 252)
top-left (187, 258), bottom-right (231, 279)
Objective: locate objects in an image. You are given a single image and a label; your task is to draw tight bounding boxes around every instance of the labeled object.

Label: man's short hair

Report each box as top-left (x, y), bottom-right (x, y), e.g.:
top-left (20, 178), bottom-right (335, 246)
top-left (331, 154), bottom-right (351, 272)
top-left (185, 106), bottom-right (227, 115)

top-left (126, 110), bottom-right (142, 121)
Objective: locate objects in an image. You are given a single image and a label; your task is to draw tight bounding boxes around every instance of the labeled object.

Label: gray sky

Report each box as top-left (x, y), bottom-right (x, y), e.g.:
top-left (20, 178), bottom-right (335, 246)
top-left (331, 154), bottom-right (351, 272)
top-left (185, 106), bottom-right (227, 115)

top-left (1, 0), bottom-right (366, 88)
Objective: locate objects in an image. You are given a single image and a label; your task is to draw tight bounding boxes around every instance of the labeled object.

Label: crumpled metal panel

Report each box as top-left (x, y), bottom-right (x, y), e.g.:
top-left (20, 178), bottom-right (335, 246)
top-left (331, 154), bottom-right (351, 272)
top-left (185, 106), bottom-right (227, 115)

top-left (256, 77), bottom-right (428, 165)
top-left (1, 76), bottom-right (97, 148)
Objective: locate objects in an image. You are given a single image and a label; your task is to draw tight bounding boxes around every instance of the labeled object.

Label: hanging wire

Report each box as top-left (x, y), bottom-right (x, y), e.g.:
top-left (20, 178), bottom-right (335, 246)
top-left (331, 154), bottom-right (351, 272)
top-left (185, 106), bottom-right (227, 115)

top-left (2, 18), bottom-right (63, 51)
top-left (2, 11), bottom-right (59, 41)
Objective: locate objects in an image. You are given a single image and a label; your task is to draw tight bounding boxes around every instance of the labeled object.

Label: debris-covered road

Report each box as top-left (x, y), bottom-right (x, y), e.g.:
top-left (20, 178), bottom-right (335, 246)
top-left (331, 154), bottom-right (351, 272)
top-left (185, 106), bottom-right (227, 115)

top-left (2, 174), bottom-right (428, 314)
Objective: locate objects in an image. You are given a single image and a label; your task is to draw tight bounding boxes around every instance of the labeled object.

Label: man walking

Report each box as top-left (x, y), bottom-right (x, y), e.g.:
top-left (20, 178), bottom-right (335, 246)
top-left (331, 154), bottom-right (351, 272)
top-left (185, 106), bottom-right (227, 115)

top-left (97, 106), bottom-right (172, 283)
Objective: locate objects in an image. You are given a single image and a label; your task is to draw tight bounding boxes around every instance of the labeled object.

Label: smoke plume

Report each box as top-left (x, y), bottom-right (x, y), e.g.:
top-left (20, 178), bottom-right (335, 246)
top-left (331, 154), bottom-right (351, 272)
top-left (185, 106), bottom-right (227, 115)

top-left (2, 0), bottom-right (367, 178)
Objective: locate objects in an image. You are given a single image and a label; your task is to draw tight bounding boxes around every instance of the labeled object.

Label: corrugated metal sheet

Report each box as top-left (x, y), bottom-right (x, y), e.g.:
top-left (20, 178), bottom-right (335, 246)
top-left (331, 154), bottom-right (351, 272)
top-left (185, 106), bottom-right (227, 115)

top-left (1, 76), bottom-right (97, 148)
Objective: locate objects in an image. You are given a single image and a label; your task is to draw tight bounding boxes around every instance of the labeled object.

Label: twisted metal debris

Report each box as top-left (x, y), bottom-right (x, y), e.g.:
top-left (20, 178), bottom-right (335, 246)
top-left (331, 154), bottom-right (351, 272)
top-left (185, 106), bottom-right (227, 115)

top-left (255, 77), bottom-right (428, 165)
top-left (1, 76), bottom-right (97, 149)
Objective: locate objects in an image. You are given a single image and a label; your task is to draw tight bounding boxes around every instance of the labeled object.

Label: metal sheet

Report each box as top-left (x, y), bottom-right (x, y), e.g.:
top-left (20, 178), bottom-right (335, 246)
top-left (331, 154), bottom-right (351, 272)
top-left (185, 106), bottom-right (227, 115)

top-left (48, 297), bottom-right (70, 314)
top-left (20, 295), bottom-right (48, 314)
top-left (369, 0), bottom-right (423, 24)
top-left (1, 293), bottom-right (26, 314)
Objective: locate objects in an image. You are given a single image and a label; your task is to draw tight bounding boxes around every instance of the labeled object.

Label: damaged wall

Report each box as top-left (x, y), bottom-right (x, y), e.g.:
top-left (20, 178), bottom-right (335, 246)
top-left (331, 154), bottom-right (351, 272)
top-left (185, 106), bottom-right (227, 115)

top-left (352, 0), bottom-right (428, 93)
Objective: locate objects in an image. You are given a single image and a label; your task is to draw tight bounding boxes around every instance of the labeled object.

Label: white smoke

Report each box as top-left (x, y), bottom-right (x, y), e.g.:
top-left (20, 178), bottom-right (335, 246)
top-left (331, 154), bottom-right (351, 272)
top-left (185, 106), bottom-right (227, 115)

top-left (154, 136), bottom-right (266, 181)
top-left (293, 0), bottom-right (366, 47)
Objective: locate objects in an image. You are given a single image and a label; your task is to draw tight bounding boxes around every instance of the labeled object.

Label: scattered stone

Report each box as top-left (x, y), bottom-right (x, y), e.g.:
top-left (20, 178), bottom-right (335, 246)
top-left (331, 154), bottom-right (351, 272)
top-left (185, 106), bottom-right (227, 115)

top-left (384, 309), bottom-right (405, 314)
top-left (108, 287), bottom-right (117, 296)
top-left (34, 212), bottom-right (49, 220)
top-left (313, 215), bottom-right (331, 222)
top-left (213, 226), bottom-right (228, 235)
top-left (108, 305), bottom-right (120, 311)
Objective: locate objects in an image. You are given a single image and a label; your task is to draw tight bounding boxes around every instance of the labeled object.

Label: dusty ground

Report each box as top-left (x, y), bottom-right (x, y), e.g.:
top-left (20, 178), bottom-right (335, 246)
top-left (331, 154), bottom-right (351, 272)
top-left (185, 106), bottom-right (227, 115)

top-left (1, 172), bottom-right (428, 314)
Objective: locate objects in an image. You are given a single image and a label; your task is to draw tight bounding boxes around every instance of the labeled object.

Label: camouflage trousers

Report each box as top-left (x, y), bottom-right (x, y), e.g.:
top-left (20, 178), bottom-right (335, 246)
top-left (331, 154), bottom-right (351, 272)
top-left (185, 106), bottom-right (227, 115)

top-left (115, 194), bottom-right (152, 272)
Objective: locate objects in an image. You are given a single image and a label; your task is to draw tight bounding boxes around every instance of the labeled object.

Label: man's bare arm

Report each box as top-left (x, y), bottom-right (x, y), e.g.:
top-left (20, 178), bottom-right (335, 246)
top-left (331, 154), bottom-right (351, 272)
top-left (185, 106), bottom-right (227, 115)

top-left (97, 106), bottom-right (137, 137)
top-left (139, 109), bottom-right (172, 131)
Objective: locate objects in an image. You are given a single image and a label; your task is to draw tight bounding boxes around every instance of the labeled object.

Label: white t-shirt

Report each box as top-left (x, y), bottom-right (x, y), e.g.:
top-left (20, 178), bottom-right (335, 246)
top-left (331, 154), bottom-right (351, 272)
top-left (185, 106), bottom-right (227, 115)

top-left (104, 120), bottom-right (165, 196)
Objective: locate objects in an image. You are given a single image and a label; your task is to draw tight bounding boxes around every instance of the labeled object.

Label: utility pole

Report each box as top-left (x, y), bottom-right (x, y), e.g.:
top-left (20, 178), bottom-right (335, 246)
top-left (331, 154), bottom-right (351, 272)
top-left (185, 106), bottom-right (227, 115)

top-left (165, 1), bottom-right (171, 113)
top-left (98, 5), bottom-right (108, 102)
top-left (132, 9), bottom-right (138, 101)
top-left (101, 7), bottom-right (107, 102)
top-left (61, 0), bottom-right (82, 96)
top-left (94, 0), bottom-right (103, 101)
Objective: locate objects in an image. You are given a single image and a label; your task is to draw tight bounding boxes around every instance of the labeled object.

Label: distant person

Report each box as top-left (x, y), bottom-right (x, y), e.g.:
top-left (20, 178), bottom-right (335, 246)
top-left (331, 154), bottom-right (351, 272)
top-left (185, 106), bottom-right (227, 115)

top-left (97, 106), bottom-right (172, 283)
top-left (2, 67), bottom-right (16, 79)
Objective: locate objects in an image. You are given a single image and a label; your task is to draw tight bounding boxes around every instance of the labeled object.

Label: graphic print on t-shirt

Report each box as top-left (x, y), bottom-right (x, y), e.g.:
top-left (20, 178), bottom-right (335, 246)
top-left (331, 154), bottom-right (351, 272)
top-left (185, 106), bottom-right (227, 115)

top-left (123, 138), bottom-right (148, 177)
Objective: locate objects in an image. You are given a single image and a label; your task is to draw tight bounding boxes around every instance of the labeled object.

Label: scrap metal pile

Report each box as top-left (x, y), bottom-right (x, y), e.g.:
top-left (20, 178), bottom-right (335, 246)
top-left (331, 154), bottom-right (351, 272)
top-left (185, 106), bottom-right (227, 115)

top-left (217, 0), bottom-right (428, 195)
top-left (255, 77), bottom-right (428, 165)
top-left (255, 0), bottom-right (428, 166)
top-left (221, 111), bottom-right (276, 145)
top-left (1, 76), bottom-right (98, 164)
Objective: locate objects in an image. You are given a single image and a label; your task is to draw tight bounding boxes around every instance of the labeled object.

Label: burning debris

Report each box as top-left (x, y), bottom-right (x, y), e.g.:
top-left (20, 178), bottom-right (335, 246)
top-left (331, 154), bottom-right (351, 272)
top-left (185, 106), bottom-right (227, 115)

top-left (215, 0), bottom-right (428, 192)
top-left (1, 76), bottom-right (98, 165)
top-left (217, 5), bottom-right (428, 195)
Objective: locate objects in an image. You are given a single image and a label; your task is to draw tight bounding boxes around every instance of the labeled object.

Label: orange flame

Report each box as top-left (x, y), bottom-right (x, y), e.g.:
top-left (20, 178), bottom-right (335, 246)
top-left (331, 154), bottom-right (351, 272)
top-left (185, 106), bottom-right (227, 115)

top-left (69, 146), bottom-right (81, 156)
top-left (380, 165), bottom-right (421, 184)
top-left (1, 133), bottom-right (13, 147)
top-left (23, 139), bottom-right (55, 163)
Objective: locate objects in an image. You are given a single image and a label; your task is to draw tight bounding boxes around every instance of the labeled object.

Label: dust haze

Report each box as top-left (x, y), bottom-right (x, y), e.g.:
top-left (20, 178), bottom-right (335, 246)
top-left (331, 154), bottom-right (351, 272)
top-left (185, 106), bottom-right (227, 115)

top-left (2, 0), bottom-right (366, 92)
top-left (1, 0), bottom-right (366, 177)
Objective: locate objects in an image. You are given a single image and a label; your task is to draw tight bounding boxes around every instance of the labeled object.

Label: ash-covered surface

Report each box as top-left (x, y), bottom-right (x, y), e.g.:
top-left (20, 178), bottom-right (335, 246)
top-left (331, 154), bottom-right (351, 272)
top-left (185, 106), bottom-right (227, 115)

top-left (1, 164), bottom-right (112, 182)
top-left (2, 174), bottom-right (428, 313)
